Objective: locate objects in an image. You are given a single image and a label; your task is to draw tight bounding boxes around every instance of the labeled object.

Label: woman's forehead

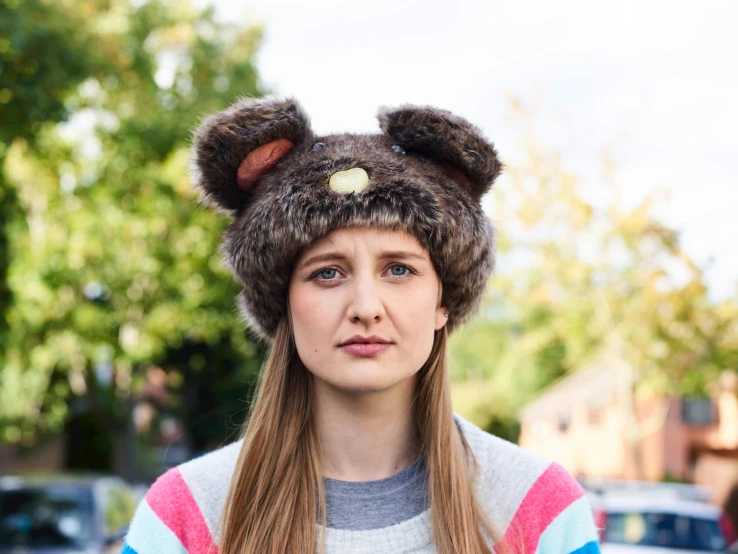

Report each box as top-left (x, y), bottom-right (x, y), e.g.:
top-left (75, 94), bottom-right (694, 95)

top-left (298, 227), bottom-right (428, 261)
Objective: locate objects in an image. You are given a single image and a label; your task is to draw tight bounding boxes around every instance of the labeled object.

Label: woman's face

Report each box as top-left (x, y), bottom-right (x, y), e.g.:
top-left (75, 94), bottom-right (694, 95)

top-left (289, 227), bottom-right (448, 396)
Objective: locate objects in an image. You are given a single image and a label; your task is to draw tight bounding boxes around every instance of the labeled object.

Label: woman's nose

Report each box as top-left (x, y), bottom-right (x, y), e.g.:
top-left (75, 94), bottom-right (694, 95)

top-left (346, 276), bottom-right (386, 324)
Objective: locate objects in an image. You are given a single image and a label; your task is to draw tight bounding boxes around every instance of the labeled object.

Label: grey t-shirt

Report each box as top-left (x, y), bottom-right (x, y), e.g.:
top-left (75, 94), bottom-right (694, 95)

top-left (323, 456), bottom-right (429, 531)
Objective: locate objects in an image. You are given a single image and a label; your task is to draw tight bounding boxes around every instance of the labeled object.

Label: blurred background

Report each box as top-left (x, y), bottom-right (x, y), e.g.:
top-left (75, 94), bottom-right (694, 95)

top-left (1, 0), bottom-right (737, 551)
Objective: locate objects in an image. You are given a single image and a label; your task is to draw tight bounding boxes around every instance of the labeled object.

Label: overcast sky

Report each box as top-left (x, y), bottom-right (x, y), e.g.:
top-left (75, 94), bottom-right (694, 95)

top-left (203, 0), bottom-right (737, 299)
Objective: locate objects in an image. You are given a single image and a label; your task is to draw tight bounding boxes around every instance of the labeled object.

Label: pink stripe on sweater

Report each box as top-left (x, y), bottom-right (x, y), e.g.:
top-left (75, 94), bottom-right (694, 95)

top-left (497, 462), bottom-right (584, 554)
top-left (146, 467), bottom-right (218, 554)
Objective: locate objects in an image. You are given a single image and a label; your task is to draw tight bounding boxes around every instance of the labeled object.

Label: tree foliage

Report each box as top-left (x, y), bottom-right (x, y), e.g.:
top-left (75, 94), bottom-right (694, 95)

top-left (1, 0), bottom-right (110, 361)
top-left (1, 0), bottom-right (264, 450)
top-left (450, 100), bottom-right (738, 438)
top-left (0, 0), bottom-right (106, 145)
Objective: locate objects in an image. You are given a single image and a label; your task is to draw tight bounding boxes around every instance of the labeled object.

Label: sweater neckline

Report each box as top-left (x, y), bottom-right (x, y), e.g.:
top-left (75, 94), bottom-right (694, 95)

top-left (319, 508), bottom-right (433, 554)
top-left (322, 455), bottom-right (425, 498)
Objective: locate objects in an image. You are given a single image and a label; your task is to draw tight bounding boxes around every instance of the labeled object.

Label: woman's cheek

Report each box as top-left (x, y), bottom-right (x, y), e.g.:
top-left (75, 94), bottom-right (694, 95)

top-left (290, 284), bottom-right (318, 341)
top-left (295, 286), bottom-right (341, 350)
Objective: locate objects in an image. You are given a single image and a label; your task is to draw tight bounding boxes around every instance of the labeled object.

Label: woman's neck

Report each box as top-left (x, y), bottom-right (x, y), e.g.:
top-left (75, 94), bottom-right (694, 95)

top-left (313, 377), bottom-right (419, 482)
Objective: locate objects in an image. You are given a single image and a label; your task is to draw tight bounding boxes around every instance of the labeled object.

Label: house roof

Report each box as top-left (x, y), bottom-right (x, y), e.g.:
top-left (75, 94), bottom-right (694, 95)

top-left (519, 352), bottom-right (631, 421)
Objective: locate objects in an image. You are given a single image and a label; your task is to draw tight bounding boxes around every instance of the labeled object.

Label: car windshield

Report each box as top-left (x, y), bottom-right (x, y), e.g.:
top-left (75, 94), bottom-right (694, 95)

top-left (0, 486), bottom-right (94, 548)
top-left (605, 511), bottom-right (727, 552)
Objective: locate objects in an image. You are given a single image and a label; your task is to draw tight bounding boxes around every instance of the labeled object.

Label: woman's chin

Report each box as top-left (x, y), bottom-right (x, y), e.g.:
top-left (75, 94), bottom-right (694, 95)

top-left (315, 370), bottom-right (414, 397)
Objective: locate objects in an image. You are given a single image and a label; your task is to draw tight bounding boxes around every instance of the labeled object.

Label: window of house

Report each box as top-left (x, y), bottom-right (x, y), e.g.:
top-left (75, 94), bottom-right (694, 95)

top-left (558, 414), bottom-right (571, 433)
top-left (680, 397), bottom-right (716, 426)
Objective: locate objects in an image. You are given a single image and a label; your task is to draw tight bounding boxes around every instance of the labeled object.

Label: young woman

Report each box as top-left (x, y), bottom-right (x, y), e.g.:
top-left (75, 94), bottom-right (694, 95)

top-left (122, 97), bottom-right (601, 554)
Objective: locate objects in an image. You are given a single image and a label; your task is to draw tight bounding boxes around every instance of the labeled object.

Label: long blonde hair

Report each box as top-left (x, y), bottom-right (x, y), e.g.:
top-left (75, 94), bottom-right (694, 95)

top-left (216, 317), bottom-right (505, 553)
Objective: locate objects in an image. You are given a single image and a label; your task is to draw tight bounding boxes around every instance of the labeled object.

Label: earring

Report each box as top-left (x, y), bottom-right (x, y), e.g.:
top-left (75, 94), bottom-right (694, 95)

top-left (444, 313), bottom-right (449, 317)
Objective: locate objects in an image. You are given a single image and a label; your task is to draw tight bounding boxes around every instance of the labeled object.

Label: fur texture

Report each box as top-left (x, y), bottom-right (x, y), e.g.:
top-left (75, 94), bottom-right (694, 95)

top-left (191, 97), bottom-right (502, 342)
top-left (377, 105), bottom-right (502, 201)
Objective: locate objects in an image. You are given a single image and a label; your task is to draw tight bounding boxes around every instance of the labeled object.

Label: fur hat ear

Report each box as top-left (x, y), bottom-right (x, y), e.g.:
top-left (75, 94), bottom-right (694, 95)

top-left (192, 97), bottom-right (313, 213)
top-left (377, 105), bottom-right (501, 201)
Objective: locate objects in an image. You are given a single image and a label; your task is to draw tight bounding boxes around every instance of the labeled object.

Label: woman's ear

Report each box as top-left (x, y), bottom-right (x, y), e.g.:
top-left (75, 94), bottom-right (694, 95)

top-left (377, 105), bottom-right (502, 201)
top-left (192, 97), bottom-right (313, 214)
top-left (434, 305), bottom-right (450, 331)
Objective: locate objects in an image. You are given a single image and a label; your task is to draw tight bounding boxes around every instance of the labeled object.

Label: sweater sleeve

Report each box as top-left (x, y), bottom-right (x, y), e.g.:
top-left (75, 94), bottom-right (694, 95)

top-left (121, 496), bottom-right (188, 554)
top-left (493, 461), bottom-right (601, 554)
top-left (534, 494), bottom-right (601, 553)
top-left (121, 467), bottom-right (218, 554)
top-left (530, 464), bottom-right (601, 554)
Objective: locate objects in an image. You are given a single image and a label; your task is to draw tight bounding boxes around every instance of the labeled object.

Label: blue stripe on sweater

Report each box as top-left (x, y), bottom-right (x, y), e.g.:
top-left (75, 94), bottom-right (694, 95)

top-left (121, 544), bottom-right (139, 554)
top-left (535, 496), bottom-right (601, 553)
top-left (570, 540), bottom-right (601, 553)
top-left (124, 498), bottom-right (188, 553)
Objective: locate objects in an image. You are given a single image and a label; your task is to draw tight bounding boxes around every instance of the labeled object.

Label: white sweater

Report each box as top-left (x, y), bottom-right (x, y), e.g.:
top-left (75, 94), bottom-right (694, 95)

top-left (123, 416), bottom-right (601, 553)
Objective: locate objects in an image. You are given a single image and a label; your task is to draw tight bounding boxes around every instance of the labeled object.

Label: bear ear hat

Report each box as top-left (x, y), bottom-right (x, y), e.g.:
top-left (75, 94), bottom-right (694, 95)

top-left (192, 96), bottom-right (314, 214)
top-left (377, 105), bottom-right (502, 202)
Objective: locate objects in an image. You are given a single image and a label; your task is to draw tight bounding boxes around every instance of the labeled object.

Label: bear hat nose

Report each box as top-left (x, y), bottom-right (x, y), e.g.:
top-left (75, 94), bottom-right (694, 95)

top-left (329, 167), bottom-right (369, 194)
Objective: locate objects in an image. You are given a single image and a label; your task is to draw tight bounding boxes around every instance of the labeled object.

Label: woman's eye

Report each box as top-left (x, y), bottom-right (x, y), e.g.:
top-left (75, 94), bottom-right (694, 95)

top-left (389, 265), bottom-right (409, 276)
top-left (317, 268), bottom-right (337, 280)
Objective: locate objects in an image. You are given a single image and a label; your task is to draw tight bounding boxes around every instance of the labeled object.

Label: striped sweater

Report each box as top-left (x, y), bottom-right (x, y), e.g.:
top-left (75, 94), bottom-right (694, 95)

top-left (122, 416), bottom-right (601, 553)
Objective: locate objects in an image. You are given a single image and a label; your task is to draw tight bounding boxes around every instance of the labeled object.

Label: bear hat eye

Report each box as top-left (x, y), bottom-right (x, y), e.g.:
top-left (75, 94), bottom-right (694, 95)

top-left (312, 142), bottom-right (326, 151)
top-left (391, 144), bottom-right (406, 155)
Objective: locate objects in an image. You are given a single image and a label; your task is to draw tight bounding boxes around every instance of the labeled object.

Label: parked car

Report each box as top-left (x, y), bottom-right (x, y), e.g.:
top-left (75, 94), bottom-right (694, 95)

top-left (0, 474), bottom-right (137, 554)
top-left (592, 494), bottom-right (732, 553)
top-left (580, 477), bottom-right (714, 503)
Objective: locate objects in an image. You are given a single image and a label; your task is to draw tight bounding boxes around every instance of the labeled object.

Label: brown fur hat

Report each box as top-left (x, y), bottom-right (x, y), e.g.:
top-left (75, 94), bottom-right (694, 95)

top-left (192, 96), bottom-right (502, 342)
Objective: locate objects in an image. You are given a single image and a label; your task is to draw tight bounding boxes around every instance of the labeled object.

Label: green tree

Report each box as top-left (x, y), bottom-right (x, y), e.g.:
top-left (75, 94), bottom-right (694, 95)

top-left (1, 0), bottom-right (264, 472)
top-left (1, 0), bottom-right (111, 359)
top-left (450, 99), bottom-right (738, 440)
top-left (0, 0), bottom-right (105, 145)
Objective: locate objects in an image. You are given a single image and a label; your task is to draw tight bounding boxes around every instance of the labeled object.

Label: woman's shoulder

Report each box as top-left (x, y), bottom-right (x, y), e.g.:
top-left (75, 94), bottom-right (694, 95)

top-left (454, 413), bottom-right (553, 480)
top-left (454, 414), bottom-right (601, 554)
top-left (123, 439), bottom-right (243, 554)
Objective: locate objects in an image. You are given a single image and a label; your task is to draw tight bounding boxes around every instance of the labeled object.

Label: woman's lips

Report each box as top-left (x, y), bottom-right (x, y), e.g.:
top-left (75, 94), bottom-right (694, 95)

top-left (339, 343), bottom-right (392, 357)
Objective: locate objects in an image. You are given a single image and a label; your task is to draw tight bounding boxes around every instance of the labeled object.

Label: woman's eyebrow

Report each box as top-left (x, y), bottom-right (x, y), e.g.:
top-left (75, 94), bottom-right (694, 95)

top-left (297, 252), bottom-right (348, 269)
top-left (297, 250), bottom-right (426, 269)
top-left (378, 250), bottom-right (428, 261)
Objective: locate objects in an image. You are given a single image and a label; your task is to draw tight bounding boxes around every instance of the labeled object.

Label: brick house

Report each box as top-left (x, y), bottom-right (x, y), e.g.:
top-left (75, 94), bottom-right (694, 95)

top-left (518, 353), bottom-right (738, 504)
